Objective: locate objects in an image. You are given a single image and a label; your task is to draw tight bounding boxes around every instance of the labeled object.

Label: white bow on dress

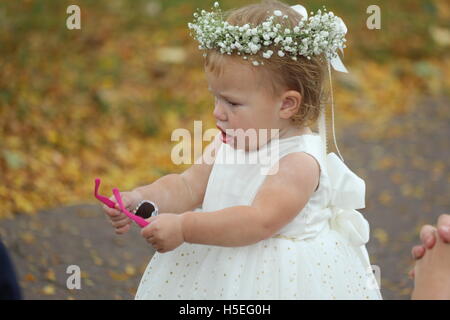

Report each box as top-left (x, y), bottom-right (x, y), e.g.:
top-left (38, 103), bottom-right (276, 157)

top-left (289, 4), bottom-right (373, 272)
top-left (326, 152), bottom-right (369, 247)
top-left (323, 152), bottom-right (372, 271)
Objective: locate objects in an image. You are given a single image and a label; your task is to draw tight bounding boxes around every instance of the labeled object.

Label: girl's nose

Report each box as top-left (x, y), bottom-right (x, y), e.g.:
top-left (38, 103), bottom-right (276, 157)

top-left (213, 99), bottom-right (227, 121)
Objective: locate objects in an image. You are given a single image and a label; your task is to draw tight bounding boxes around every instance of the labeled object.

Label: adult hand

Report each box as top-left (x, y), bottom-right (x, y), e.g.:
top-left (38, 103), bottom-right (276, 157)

top-left (408, 214), bottom-right (450, 279)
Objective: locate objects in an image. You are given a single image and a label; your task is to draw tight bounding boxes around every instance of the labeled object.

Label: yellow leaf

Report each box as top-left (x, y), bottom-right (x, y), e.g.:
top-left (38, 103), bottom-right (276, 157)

top-left (125, 264), bottom-right (136, 276)
top-left (42, 285), bottom-right (56, 295)
top-left (93, 256), bottom-right (103, 266)
top-left (390, 172), bottom-right (405, 185)
top-left (108, 270), bottom-right (130, 281)
top-left (378, 191), bottom-right (392, 206)
top-left (24, 274), bottom-right (37, 282)
top-left (373, 228), bottom-right (389, 246)
top-left (20, 232), bottom-right (35, 244)
top-left (86, 279), bottom-right (95, 287)
top-left (45, 269), bottom-right (56, 282)
top-left (377, 157), bottom-right (395, 170)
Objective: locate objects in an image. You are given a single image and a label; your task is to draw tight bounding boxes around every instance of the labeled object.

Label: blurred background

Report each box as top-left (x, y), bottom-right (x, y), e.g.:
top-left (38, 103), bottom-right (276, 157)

top-left (0, 0), bottom-right (449, 299)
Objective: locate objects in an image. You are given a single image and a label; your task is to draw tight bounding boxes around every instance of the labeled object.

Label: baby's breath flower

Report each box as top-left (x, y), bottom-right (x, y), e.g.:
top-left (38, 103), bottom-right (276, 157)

top-left (262, 50), bottom-right (273, 59)
top-left (273, 10), bottom-right (282, 17)
top-left (188, 2), bottom-right (347, 66)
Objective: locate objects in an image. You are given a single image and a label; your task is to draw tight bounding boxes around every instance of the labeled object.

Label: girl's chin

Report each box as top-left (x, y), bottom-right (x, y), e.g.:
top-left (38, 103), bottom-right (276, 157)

top-left (221, 134), bottom-right (267, 152)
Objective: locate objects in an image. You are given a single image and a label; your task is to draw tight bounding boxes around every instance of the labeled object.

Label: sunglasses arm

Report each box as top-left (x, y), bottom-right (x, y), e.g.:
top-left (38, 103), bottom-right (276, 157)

top-left (113, 188), bottom-right (149, 228)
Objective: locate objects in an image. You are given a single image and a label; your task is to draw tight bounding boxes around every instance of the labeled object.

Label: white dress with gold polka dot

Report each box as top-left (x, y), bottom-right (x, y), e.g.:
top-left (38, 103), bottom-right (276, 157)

top-left (135, 132), bottom-right (383, 300)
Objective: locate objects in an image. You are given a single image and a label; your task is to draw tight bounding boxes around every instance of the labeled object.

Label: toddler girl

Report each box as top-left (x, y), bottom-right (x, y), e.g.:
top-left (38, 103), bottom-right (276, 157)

top-left (103, 0), bottom-right (382, 299)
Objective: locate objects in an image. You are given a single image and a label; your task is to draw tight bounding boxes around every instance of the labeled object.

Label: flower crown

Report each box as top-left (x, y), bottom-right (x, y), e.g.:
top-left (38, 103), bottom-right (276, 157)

top-left (188, 2), bottom-right (348, 68)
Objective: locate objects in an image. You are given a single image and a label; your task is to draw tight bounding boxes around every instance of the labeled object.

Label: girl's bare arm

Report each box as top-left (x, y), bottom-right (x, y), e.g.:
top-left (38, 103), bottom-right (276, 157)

top-left (132, 135), bottom-right (221, 214)
top-left (180, 152), bottom-right (320, 246)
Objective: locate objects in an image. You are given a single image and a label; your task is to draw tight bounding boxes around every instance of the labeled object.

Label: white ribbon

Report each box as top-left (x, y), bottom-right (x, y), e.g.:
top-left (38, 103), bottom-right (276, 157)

top-left (290, 4), bottom-right (348, 166)
top-left (326, 152), bottom-right (369, 246)
top-left (289, 5), bottom-right (373, 273)
top-left (325, 152), bottom-right (372, 269)
top-left (289, 5), bottom-right (369, 248)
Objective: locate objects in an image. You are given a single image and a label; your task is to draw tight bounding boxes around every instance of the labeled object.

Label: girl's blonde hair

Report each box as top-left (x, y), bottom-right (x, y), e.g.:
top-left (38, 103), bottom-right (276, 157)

top-left (204, 0), bottom-right (328, 128)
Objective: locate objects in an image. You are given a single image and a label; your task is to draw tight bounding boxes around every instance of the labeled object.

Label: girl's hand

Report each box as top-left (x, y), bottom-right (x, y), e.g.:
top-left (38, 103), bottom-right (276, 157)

top-left (140, 214), bottom-right (185, 253)
top-left (102, 190), bottom-right (143, 235)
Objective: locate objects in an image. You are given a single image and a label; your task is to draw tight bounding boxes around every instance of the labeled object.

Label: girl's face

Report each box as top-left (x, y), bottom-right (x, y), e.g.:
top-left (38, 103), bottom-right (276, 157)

top-left (205, 59), bottom-right (285, 152)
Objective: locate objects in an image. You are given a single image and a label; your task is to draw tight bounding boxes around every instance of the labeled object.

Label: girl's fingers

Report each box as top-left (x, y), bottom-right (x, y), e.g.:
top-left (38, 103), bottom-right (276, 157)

top-left (420, 224), bottom-right (437, 249)
top-left (112, 217), bottom-right (131, 228)
top-left (110, 212), bottom-right (128, 221)
top-left (115, 224), bottom-right (131, 235)
top-left (146, 236), bottom-right (157, 247)
top-left (104, 206), bottom-right (121, 218)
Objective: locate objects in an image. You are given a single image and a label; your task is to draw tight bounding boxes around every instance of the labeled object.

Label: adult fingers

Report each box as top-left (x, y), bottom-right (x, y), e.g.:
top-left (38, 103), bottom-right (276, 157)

top-left (437, 214), bottom-right (450, 243)
top-left (411, 245), bottom-right (426, 260)
top-left (419, 224), bottom-right (437, 249)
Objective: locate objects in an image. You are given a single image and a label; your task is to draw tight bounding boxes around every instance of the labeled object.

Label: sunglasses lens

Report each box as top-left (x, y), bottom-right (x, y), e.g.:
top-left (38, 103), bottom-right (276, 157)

top-left (135, 202), bottom-right (156, 219)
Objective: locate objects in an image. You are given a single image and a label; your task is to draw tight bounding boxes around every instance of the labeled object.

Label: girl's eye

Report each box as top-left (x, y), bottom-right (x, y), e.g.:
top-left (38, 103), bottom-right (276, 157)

top-left (213, 94), bottom-right (240, 107)
top-left (227, 100), bottom-right (240, 107)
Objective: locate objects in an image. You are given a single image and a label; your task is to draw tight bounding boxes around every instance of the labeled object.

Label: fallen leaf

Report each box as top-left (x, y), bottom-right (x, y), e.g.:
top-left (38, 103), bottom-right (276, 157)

top-left (125, 264), bottom-right (136, 276)
top-left (373, 228), bottom-right (389, 246)
top-left (45, 269), bottom-right (56, 282)
top-left (24, 274), bottom-right (37, 282)
top-left (42, 285), bottom-right (56, 295)
top-left (108, 270), bottom-right (130, 281)
top-left (20, 232), bottom-right (35, 244)
top-left (378, 191), bottom-right (392, 206)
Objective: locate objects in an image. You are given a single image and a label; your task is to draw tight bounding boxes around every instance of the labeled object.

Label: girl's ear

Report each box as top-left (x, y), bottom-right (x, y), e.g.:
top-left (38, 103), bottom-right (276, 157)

top-left (279, 90), bottom-right (302, 120)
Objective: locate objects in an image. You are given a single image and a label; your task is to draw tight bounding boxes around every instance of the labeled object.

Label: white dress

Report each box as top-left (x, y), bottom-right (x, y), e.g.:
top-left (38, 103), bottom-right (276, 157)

top-left (135, 133), bottom-right (383, 300)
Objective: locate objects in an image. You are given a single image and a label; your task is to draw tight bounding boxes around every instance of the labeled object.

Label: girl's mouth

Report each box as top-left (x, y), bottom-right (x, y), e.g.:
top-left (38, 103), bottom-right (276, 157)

top-left (217, 125), bottom-right (234, 144)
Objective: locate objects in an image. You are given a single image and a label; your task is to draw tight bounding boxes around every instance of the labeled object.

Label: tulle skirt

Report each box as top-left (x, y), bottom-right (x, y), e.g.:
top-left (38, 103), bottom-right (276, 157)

top-left (135, 226), bottom-right (382, 300)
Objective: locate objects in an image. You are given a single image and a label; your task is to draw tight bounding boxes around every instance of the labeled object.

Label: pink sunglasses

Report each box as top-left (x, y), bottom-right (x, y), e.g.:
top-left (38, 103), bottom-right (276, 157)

top-left (94, 178), bottom-right (149, 228)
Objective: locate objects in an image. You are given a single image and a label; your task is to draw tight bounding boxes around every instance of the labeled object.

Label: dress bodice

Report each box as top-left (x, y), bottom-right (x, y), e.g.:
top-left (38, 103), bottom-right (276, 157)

top-left (201, 132), bottom-right (333, 240)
